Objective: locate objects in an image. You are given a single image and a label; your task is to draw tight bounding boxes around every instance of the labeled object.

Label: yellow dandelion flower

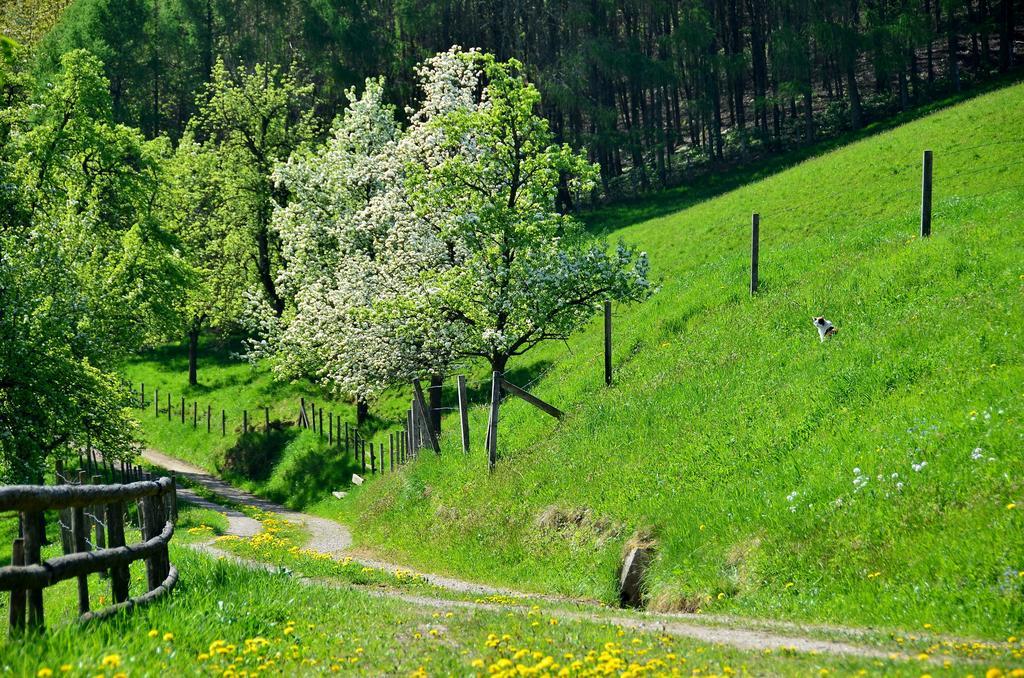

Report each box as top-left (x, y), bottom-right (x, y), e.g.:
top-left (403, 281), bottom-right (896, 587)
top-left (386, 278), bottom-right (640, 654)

top-left (987, 669), bottom-right (1005, 678)
top-left (1007, 503), bottom-right (1017, 510)
top-left (60, 666), bottom-right (71, 674)
top-left (100, 655), bottom-right (121, 669)
top-left (163, 632), bottom-right (174, 642)
top-left (37, 669), bottom-right (53, 678)
top-left (148, 629), bottom-right (159, 638)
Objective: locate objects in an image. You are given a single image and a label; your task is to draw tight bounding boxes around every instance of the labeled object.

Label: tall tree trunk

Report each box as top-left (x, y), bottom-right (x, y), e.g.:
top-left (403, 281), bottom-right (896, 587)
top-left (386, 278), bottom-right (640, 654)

top-left (999, 0), bottom-right (1014, 70)
top-left (803, 88), bottom-right (813, 144)
top-left (256, 224), bottom-right (284, 316)
top-left (187, 324), bottom-right (200, 386)
top-left (846, 61), bottom-right (863, 129)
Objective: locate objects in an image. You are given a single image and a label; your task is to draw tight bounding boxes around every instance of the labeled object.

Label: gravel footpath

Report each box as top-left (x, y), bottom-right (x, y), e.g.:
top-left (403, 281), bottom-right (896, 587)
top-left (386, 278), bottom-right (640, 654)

top-left (145, 448), bottom-right (932, 660)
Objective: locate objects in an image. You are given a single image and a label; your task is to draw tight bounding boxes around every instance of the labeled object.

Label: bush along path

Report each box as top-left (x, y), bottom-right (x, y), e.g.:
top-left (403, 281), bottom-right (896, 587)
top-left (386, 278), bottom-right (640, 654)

top-left (143, 449), bottom-right (1023, 669)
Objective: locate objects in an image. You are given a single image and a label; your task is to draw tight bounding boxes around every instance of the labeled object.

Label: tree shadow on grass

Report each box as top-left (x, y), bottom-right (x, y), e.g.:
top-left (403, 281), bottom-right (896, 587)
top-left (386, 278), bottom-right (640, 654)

top-left (264, 443), bottom-right (363, 509)
top-left (221, 423), bottom-right (297, 483)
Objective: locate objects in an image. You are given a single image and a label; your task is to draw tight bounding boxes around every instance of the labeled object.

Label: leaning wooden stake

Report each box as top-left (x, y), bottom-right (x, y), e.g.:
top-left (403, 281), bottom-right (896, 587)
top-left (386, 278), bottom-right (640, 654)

top-left (500, 378), bottom-right (564, 419)
top-left (412, 381), bottom-right (441, 454)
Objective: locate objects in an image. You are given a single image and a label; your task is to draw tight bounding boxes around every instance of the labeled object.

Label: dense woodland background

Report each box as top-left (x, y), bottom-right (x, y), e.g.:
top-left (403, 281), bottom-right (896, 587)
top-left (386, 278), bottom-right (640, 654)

top-left (3, 0), bottom-right (1021, 199)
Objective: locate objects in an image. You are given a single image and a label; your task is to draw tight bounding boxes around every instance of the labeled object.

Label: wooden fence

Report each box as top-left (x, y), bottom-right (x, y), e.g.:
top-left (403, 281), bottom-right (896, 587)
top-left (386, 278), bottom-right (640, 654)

top-left (0, 474), bottom-right (178, 635)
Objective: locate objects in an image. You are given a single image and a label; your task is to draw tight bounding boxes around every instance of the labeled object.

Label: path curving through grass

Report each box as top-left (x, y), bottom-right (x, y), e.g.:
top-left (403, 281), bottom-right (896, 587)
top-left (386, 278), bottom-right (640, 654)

top-left (142, 447), bottom-right (1001, 665)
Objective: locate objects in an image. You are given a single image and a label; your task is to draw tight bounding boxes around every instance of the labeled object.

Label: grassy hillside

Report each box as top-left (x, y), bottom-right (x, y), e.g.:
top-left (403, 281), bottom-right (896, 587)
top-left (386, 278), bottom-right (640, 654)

top-left (323, 83), bottom-right (1024, 639)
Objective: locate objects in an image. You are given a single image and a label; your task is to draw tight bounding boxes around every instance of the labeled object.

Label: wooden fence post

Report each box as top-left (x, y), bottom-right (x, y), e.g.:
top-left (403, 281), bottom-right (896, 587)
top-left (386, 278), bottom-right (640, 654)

top-left (389, 434), bottom-right (395, 471)
top-left (8, 538), bottom-right (25, 635)
top-left (370, 442), bottom-right (376, 474)
top-left (105, 502), bottom-right (130, 603)
top-left (167, 393), bottom-right (171, 421)
top-left (243, 410), bottom-right (248, 434)
top-left (180, 396), bottom-right (185, 424)
top-left (140, 382), bottom-right (145, 408)
top-left (412, 381), bottom-right (441, 454)
top-left (921, 149), bottom-right (933, 237)
top-left (265, 406), bottom-right (270, 434)
top-left (457, 375), bottom-right (470, 453)
top-left (23, 510), bottom-right (44, 629)
top-left (488, 372), bottom-right (500, 472)
top-left (311, 402), bottom-right (316, 432)
top-left (329, 413), bottom-right (333, 444)
top-left (90, 476), bottom-right (106, 580)
top-left (154, 387), bottom-right (159, 417)
top-left (141, 495), bottom-right (160, 591)
top-left (605, 300), bottom-right (614, 385)
top-left (207, 404), bottom-right (211, 433)
top-left (192, 401), bottom-right (197, 428)
top-left (750, 212), bottom-right (760, 295)
top-left (319, 410), bottom-right (324, 439)
top-left (71, 500), bottom-right (89, 615)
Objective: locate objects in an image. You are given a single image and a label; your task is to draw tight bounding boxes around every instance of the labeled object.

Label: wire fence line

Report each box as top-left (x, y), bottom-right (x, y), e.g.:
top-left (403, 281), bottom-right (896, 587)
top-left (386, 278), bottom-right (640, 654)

top-left (121, 149), bottom-right (1018, 479)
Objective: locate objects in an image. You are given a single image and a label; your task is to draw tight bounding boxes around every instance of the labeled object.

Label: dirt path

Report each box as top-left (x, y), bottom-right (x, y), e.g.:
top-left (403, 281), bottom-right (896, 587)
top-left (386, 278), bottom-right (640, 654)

top-left (146, 448), bottom-right (547, 597)
top-left (146, 448), bottom-right (928, 661)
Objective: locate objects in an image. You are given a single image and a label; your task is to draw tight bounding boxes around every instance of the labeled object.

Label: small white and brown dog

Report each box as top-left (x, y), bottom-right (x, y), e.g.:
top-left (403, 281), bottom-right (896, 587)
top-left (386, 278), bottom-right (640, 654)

top-left (813, 316), bottom-right (838, 341)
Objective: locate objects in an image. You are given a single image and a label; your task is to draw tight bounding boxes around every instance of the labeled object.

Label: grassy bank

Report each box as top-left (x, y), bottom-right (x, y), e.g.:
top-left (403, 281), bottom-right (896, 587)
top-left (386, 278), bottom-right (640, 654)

top-left (321, 82), bottom-right (1024, 639)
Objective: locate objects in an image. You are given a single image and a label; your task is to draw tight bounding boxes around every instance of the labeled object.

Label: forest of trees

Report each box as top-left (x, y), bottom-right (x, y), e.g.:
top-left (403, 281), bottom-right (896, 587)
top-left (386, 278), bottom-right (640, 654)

top-left (5, 0), bottom-right (1021, 198)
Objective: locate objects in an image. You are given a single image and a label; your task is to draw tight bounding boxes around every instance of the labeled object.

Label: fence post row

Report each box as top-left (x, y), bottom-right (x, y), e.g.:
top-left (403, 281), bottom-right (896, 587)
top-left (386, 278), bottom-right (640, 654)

top-left (2, 476), bottom-right (179, 636)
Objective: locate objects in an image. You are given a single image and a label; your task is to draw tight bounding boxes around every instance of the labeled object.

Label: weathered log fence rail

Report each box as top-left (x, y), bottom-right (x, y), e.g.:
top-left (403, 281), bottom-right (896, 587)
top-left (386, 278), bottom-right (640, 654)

top-left (1, 475), bottom-right (178, 635)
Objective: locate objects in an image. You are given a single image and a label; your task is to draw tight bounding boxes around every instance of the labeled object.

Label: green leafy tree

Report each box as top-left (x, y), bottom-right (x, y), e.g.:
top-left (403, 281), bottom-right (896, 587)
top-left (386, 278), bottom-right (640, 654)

top-left (0, 49), bottom-right (183, 482)
top-left (267, 50), bottom-right (652, 421)
top-left (161, 131), bottom-right (254, 384)
top-left (189, 59), bottom-right (318, 318)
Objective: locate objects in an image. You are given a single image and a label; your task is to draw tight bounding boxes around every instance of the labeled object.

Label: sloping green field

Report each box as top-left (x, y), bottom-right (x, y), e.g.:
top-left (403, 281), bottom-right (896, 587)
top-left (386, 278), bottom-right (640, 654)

top-left (327, 83), bottom-right (1024, 639)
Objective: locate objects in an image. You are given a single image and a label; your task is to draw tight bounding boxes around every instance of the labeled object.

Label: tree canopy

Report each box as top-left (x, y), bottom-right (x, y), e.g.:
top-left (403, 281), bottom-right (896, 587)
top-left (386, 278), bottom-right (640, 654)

top-left (263, 49), bottom-right (651, 399)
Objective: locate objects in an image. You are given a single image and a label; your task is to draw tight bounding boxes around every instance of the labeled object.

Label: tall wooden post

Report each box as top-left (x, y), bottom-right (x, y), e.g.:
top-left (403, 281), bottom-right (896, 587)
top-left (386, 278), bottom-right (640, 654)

top-left (604, 301), bottom-right (613, 386)
top-left (328, 413), bottom-right (333, 444)
top-left (71, 500), bottom-right (89, 615)
top-left (243, 410), bottom-right (248, 434)
top-left (154, 387), bottom-right (159, 417)
top-left (192, 401), bottom-right (197, 428)
top-left (140, 382), bottom-right (145, 408)
top-left (265, 406), bottom-right (270, 434)
top-left (207, 404), bottom-right (211, 433)
top-left (180, 396), bottom-right (185, 424)
top-left (921, 149), bottom-right (933, 237)
top-left (106, 502), bottom-right (129, 603)
top-left (8, 538), bottom-right (25, 635)
top-left (221, 409), bottom-right (226, 436)
top-left (389, 434), bottom-right (395, 471)
top-left (23, 512), bottom-right (44, 629)
top-left (750, 213), bottom-right (760, 295)
top-left (457, 375), bottom-right (470, 453)
top-left (167, 393), bottom-right (171, 421)
top-left (487, 371), bottom-right (500, 472)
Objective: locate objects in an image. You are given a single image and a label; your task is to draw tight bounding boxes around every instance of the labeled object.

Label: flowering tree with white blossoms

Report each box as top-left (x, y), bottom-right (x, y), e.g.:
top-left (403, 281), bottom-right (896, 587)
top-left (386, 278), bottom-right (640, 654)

top-left (267, 48), bottom-right (651, 412)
